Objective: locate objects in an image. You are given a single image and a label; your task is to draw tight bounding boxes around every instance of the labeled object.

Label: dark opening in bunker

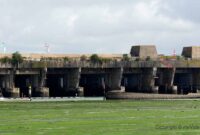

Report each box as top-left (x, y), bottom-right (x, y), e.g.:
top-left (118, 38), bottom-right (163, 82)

top-left (80, 74), bottom-right (105, 97)
top-left (15, 75), bottom-right (33, 97)
top-left (122, 74), bottom-right (141, 92)
top-left (46, 74), bottom-right (65, 97)
top-left (174, 73), bottom-right (193, 94)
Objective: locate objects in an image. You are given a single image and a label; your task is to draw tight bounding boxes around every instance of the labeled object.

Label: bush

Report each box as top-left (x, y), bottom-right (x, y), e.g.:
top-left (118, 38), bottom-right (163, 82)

top-left (122, 54), bottom-right (130, 61)
top-left (101, 58), bottom-right (112, 63)
top-left (164, 56), bottom-right (170, 60)
top-left (11, 52), bottom-right (23, 66)
top-left (0, 56), bottom-right (11, 63)
top-left (63, 57), bottom-right (70, 62)
top-left (90, 54), bottom-right (102, 63)
top-left (135, 58), bottom-right (140, 61)
top-left (80, 55), bottom-right (87, 61)
top-left (176, 56), bottom-right (182, 60)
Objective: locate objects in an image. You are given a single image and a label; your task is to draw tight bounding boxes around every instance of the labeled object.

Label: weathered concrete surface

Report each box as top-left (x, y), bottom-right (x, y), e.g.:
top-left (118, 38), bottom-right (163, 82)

top-left (140, 68), bottom-right (157, 93)
top-left (106, 92), bottom-right (200, 99)
top-left (35, 87), bottom-right (49, 97)
top-left (157, 68), bottom-right (177, 94)
top-left (3, 70), bottom-right (20, 97)
top-left (34, 68), bottom-right (49, 97)
top-left (105, 68), bottom-right (123, 91)
top-left (6, 88), bottom-right (20, 98)
top-left (65, 68), bottom-right (81, 96)
top-left (130, 45), bottom-right (158, 58)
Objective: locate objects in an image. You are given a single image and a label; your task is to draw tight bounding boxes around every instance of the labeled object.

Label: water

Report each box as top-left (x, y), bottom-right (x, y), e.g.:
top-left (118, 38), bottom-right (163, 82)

top-left (0, 97), bottom-right (105, 102)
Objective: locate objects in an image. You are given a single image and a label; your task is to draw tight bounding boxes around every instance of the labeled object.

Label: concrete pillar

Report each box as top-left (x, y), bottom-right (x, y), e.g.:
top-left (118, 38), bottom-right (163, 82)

top-left (4, 70), bottom-right (19, 97)
top-left (65, 68), bottom-right (81, 96)
top-left (141, 67), bottom-right (158, 93)
top-left (158, 68), bottom-right (177, 94)
top-left (106, 68), bottom-right (123, 91)
top-left (35, 68), bottom-right (49, 97)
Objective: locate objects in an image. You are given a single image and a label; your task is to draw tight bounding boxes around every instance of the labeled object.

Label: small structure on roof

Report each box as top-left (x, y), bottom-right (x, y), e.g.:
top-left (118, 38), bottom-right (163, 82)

top-left (130, 45), bottom-right (158, 59)
top-left (182, 46), bottom-right (200, 59)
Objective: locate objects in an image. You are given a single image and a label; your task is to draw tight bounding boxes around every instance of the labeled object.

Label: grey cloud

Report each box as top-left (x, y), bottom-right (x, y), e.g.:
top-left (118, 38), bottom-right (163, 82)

top-left (0, 0), bottom-right (199, 54)
top-left (161, 0), bottom-right (200, 23)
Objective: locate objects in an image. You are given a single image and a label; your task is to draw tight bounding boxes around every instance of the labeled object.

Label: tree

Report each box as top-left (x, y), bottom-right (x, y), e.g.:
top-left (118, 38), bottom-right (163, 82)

top-left (63, 57), bottom-right (70, 62)
top-left (11, 52), bottom-right (23, 67)
top-left (90, 54), bottom-right (102, 63)
top-left (80, 55), bottom-right (87, 61)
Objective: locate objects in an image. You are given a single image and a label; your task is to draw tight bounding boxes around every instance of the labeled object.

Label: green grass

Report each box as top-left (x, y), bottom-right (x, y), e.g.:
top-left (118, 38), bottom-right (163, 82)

top-left (0, 100), bottom-right (200, 135)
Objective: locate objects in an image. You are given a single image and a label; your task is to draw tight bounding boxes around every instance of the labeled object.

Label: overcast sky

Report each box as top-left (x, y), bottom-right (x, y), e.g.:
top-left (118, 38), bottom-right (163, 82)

top-left (0, 0), bottom-right (199, 55)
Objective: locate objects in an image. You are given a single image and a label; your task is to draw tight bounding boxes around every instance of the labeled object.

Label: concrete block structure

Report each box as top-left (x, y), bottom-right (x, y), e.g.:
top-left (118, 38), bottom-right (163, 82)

top-left (182, 46), bottom-right (200, 59)
top-left (130, 45), bottom-right (158, 59)
top-left (0, 45), bottom-right (200, 98)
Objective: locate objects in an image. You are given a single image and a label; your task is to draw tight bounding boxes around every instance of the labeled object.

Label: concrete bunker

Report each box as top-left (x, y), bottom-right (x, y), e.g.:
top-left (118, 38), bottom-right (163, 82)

top-left (130, 45), bottom-right (158, 59)
top-left (182, 46), bottom-right (200, 59)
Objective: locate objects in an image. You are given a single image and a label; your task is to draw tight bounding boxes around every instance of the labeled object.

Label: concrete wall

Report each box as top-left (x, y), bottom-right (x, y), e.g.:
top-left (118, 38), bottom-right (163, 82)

top-left (0, 67), bottom-right (200, 97)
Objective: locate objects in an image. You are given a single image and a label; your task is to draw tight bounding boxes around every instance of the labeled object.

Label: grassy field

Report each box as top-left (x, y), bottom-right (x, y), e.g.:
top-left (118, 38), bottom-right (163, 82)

top-left (0, 100), bottom-right (200, 135)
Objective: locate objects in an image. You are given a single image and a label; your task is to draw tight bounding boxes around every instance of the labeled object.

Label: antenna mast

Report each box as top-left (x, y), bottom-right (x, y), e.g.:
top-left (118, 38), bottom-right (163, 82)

top-left (44, 43), bottom-right (50, 53)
